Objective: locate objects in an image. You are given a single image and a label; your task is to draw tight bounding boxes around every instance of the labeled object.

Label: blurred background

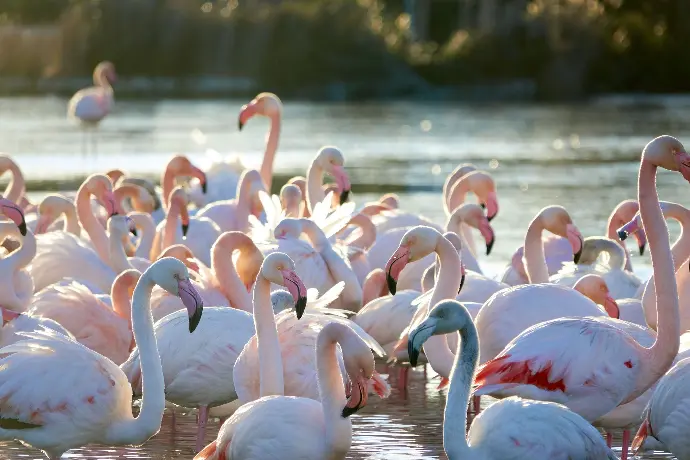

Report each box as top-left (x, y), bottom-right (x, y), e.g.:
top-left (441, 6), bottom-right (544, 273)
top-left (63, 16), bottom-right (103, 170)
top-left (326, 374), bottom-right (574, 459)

top-left (1, 0), bottom-right (689, 100)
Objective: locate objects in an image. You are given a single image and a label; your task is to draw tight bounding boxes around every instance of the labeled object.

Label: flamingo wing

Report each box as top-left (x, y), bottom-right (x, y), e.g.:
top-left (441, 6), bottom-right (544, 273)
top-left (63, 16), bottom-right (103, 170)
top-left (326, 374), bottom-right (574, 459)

top-left (474, 317), bottom-right (640, 421)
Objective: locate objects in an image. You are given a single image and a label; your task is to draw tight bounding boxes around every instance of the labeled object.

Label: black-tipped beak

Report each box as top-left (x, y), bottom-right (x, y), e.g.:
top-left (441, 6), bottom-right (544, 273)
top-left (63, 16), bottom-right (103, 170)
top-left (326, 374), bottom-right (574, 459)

top-left (18, 221), bottom-right (27, 236)
top-left (386, 270), bottom-right (397, 295)
top-left (181, 223), bottom-right (189, 238)
top-left (130, 227), bottom-right (138, 237)
top-left (189, 304), bottom-right (203, 333)
top-left (340, 189), bottom-right (350, 205)
top-left (618, 230), bottom-right (628, 241)
top-left (342, 404), bottom-right (361, 418)
top-left (574, 248), bottom-right (582, 264)
top-left (408, 340), bottom-right (420, 368)
top-left (480, 203), bottom-right (486, 210)
top-left (238, 118), bottom-right (244, 131)
top-left (639, 243), bottom-right (646, 256)
top-left (295, 296), bottom-right (307, 319)
top-left (486, 238), bottom-right (495, 256)
top-left (458, 272), bottom-right (465, 294)
top-left (201, 174), bottom-right (208, 194)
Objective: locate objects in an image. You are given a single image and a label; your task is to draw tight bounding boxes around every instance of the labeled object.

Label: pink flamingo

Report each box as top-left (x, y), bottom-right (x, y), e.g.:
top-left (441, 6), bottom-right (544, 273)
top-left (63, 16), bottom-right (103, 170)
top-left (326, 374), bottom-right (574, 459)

top-left (0, 212), bottom-right (34, 314)
top-left (28, 270), bottom-right (140, 364)
top-left (473, 135), bottom-right (685, 460)
top-left (407, 300), bottom-right (617, 459)
top-left (122, 252), bottom-right (307, 452)
top-left (188, 93), bottom-right (282, 207)
top-left (32, 194), bottom-right (81, 236)
top-left (0, 257), bottom-right (203, 460)
top-left (0, 155), bottom-right (27, 205)
top-left (306, 147), bottom-right (352, 212)
top-left (67, 61), bottom-right (117, 155)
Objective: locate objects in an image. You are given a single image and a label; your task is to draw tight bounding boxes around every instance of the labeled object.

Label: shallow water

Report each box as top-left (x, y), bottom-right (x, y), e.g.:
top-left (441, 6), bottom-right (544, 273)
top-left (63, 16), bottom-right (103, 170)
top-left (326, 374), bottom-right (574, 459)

top-left (1, 96), bottom-right (689, 458)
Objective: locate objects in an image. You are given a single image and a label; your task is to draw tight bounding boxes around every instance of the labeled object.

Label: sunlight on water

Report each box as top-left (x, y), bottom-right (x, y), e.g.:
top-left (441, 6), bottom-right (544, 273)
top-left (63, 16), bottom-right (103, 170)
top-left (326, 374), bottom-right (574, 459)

top-left (1, 96), bottom-right (688, 458)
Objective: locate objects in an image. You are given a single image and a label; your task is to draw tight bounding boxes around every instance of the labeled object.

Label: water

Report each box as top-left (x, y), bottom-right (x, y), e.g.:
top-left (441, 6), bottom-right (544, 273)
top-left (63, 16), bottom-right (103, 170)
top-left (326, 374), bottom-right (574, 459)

top-left (2, 96), bottom-right (690, 458)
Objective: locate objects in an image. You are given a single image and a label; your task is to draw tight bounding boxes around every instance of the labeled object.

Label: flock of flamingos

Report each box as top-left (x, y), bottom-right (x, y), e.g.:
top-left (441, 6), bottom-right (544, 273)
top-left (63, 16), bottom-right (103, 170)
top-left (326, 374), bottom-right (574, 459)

top-left (1, 62), bottom-right (690, 460)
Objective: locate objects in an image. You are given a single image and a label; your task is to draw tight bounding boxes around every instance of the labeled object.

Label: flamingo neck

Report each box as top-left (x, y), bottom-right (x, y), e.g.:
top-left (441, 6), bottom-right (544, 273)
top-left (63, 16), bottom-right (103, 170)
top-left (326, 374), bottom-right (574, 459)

top-left (315, 323), bottom-right (353, 456)
top-left (306, 163), bottom-right (326, 214)
top-left (2, 161), bottom-right (25, 205)
top-left (634, 159), bottom-right (680, 398)
top-left (660, 204), bottom-right (690, 271)
top-left (5, 229), bottom-right (36, 272)
top-left (212, 243), bottom-right (253, 313)
top-left (60, 202), bottom-right (81, 236)
top-left (160, 166), bottom-right (178, 211)
top-left (424, 236), bottom-right (462, 379)
top-left (447, 178), bottom-right (469, 215)
top-left (607, 214), bottom-right (633, 271)
top-left (109, 232), bottom-right (132, 273)
top-left (443, 321), bottom-right (479, 459)
top-left (253, 274), bottom-right (284, 397)
top-left (133, 216), bottom-right (155, 259)
top-left (234, 176), bottom-right (253, 227)
top-left (111, 277), bottom-right (134, 329)
top-left (524, 216), bottom-right (549, 284)
top-left (162, 203), bottom-right (180, 250)
top-left (259, 112), bottom-right (281, 192)
top-left (113, 184), bottom-right (138, 211)
top-left (105, 271), bottom-right (164, 445)
top-left (346, 214), bottom-right (376, 250)
top-left (76, 185), bottom-right (110, 263)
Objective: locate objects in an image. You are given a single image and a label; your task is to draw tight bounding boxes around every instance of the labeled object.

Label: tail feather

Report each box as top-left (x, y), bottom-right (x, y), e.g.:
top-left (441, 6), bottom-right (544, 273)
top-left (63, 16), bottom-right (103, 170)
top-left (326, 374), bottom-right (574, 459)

top-left (631, 419), bottom-right (649, 454)
top-left (194, 440), bottom-right (218, 460)
top-left (473, 355), bottom-right (566, 393)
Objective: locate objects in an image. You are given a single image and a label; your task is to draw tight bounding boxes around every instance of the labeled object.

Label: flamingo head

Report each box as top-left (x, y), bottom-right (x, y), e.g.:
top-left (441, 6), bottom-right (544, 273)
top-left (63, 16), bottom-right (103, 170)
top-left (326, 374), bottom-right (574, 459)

top-left (379, 193), bottom-right (399, 209)
top-left (270, 289), bottom-right (295, 315)
top-left (385, 226), bottom-right (440, 295)
top-left (448, 204), bottom-right (495, 256)
top-left (0, 196), bottom-right (26, 236)
top-left (150, 257), bottom-right (204, 333)
top-left (280, 184), bottom-right (303, 217)
top-left (448, 170), bottom-right (498, 221)
top-left (169, 155), bottom-right (207, 194)
top-left (169, 187), bottom-right (190, 237)
top-left (340, 326), bottom-right (375, 418)
top-left (273, 218), bottom-right (303, 241)
top-left (610, 200), bottom-right (646, 255)
top-left (94, 61), bottom-right (117, 85)
top-left (158, 244), bottom-right (199, 274)
top-left (441, 232), bottom-right (466, 293)
top-left (238, 92), bottom-right (282, 130)
top-left (573, 274), bottom-right (619, 319)
top-left (537, 205), bottom-right (583, 263)
top-left (85, 174), bottom-right (122, 218)
top-left (105, 169), bottom-right (126, 185)
top-left (316, 146), bottom-right (351, 205)
top-left (408, 300), bottom-right (474, 367)
top-left (261, 252), bottom-right (307, 319)
top-left (643, 135), bottom-right (690, 182)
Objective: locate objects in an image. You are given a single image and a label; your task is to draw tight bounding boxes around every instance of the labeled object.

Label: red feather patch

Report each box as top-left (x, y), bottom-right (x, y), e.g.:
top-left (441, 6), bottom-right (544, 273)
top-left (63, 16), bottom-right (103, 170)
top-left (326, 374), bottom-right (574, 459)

top-left (474, 355), bottom-right (566, 392)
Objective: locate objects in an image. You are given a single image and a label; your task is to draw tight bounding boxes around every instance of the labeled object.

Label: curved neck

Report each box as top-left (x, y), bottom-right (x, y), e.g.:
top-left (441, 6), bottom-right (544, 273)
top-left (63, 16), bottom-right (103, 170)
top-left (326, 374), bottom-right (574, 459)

top-left (315, 325), bottom-right (351, 454)
top-left (447, 178), bottom-right (469, 215)
top-left (114, 184), bottom-right (138, 211)
top-left (635, 159), bottom-right (680, 395)
top-left (105, 270), bottom-right (165, 445)
top-left (259, 113), bottom-right (281, 192)
top-left (110, 232), bottom-right (132, 273)
top-left (306, 163), bottom-right (326, 214)
top-left (60, 202), bottom-right (81, 236)
top-left (253, 274), bottom-right (284, 397)
top-left (111, 277), bottom-right (134, 328)
top-left (346, 214), bottom-right (376, 250)
top-left (163, 203), bottom-right (180, 250)
top-left (234, 175), bottom-right (253, 225)
top-left (76, 185), bottom-right (110, 263)
top-left (444, 323), bottom-right (480, 459)
top-left (161, 165), bottom-right (178, 211)
top-left (660, 204), bottom-right (690, 271)
top-left (2, 161), bottom-right (25, 205)
top-left (425, 236), bottom-right (462, 379)
top-left (6, 230), bottom-right (36, 271)
top-left (211, 243), bottom-right (254, 313)
top-left (524, 216), bottom-right (549, 284)
top-left (607, 213), bottom-right (633, 271)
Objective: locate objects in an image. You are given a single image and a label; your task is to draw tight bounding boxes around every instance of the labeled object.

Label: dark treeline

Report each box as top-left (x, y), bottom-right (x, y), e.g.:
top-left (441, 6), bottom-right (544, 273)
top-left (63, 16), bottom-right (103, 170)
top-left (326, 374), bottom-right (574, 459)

top-left (0, 0), bottom-right (689, 100)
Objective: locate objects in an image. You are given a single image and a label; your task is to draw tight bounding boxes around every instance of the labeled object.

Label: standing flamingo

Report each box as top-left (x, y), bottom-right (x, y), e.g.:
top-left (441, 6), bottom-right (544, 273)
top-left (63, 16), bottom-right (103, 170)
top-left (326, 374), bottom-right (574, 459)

top-left (67, 61), bottom-right (116, 155)
top-left (407, 300), bottom-right (617, 459)
top-left (473, 136), bottom-right (684, 460)
top-left (0, 257), bottom-right (203, 460)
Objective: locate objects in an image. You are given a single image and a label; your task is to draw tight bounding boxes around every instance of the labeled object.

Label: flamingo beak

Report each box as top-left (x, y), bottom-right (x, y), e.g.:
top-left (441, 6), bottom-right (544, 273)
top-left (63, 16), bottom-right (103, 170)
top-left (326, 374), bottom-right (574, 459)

top-left (478, 219), bottom-right (495, 256)
top-left (238, 102), bottom-right (258, 131)
top-left (384, 246), bottom-right (410, 295)
top-left (2, 307), bottom-right (20, 326)
top-left (634, 228), bottom-right (647, 256)
top-left (566, 224), bottom-right (583, 264)
top-left (484, 191), bottom-right (499, 222)
top-left (181, 223), bottom-right (189, 238)
top-left (177, 278), bottom-right (204, 333)
top-left (617, 218), bottom-right (640, 243)
top-left (605, 294), bottom-right (620, 319)
top-left (190, 166), bottom-right (207, 194)
top-left (459, 263), bottom-right (466, 294)
top-left (281, 269), bottom-right (307, 319)
top-left (408, 317), bottom-right (437, 368)
top-left (342, 375), bottom-right (368, 418)
top-left (0, 198), bottom-right (27, 236)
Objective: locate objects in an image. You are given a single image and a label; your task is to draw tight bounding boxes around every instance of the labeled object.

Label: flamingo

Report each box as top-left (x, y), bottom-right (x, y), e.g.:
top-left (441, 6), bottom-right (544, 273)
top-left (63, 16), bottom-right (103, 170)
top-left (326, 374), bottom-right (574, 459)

top-left (67, 61), bottom-right (116, 155)
top-left (305, 146), bottom-right (352, 212)
top-left (188, 93), bottom-right (282, 207)
top-left (151, 186), bottom-right (220, 267)
top-left (0, 257), bottom-right (203, 460)
top-left (27, 270), bottom-right (139, 365)
top-left (472, 136), bottom-right (684, 460)
top-left (0, 210), bottom-right (35, 313)
top-left (0, 307), bottom-right (70, 349)
top-left (32, 194), bottom-right (81, 236)
top-left (0, 155), bottom-right (27, 205)
top-left (121, 252), bottom-right (307, 452)
top-left (195, 169), bottom-right (266, 232)
top-left (407, 299), bottom-right (617, 459)
top-left (196, 321), bottom-right (377, 459)
top-left (632, 357), bottom-right (690, 458)
top-left (549, 236), bottom-right (642, 299)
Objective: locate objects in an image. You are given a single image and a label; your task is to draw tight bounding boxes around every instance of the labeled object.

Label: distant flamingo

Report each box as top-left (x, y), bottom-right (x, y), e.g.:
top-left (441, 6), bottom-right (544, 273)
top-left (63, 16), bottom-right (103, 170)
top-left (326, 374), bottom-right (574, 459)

top-left (407, 300), bottom-right (617, 459)
top-left (122, 252), bottom-right (307, 452)
top-left (67, 61), bottom-right (117, 155)
top-left (196, 320), bottom-right (377, 459)
top-left (188, 93), bottom-right (282, 207)
top-left (28, 270), bottom-right (140, 364)
top-left (0, 257), bottom-right (203, 460)
top-left (473, 135), bottom-right (683, 455)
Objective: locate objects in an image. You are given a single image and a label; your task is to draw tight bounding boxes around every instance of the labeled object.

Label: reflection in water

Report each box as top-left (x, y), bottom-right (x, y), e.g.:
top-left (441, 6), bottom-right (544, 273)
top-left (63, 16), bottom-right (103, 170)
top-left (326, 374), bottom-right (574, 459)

top-left (0, 97), bottom-right (687, 458)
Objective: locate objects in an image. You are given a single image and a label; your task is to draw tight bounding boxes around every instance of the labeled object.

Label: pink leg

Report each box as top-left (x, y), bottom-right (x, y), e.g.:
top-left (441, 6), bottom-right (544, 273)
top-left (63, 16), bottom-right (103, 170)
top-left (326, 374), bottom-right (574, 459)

top-left (196, 405), bottom-right (209, 452)
top-left (423, 363), bottom-right (428, 380)
top-left (606, 432), bottom-right (612, 448)
top-left (621, 429), bottom-right (630, 460)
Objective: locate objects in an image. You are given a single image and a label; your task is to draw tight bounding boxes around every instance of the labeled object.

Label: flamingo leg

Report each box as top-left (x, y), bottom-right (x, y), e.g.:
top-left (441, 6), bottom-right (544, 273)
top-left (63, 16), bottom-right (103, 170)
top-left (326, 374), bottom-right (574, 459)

top-left (472, 395), bottom-right (481, 415)
top-left (621, 429), bottom-right (630, 460)
top-left (196, 405), bottom-right (209, 452)
top-left (606, 432), bottom-right (612, 448)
